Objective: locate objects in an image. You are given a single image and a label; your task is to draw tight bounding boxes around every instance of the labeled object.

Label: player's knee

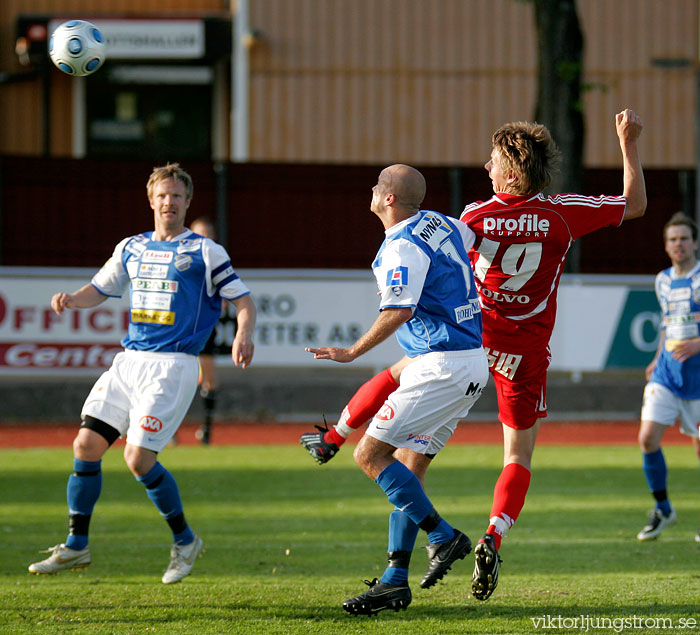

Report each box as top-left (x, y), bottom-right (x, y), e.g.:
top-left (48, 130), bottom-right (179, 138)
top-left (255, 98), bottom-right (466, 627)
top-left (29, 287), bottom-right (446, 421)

top-left (123, 445), bottom-right (157, 477)
top-left (638, 431), bottom-right (657, 453)
top-left (73, 428), bottom-right (109, 461)
top-left (353, 441), bottom-right (372, 472)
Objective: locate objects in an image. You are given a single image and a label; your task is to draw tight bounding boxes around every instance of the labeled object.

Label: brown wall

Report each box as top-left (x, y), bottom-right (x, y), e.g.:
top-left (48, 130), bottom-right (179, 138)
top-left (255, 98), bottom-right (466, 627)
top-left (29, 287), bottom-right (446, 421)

top-left (0, 156), bottom-right (681, 275)
top-left (0, 0), bottom-right (697, 168)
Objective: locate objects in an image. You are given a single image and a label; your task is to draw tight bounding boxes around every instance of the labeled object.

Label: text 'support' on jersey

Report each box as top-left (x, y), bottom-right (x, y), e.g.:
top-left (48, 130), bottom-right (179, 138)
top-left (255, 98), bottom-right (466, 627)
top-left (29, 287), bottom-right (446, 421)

top-left (91, 229), bottom-right (250, 355)
top-left (460, 192), bottom-right (626, 349)
top-left (650, 262), bottom-right (700, 399)
top-left (372, 210), bottom-right (483, 356)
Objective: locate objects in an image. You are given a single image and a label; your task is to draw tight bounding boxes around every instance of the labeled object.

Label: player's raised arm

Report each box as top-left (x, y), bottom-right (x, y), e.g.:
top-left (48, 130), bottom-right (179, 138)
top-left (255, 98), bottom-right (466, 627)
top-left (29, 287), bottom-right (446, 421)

top-left (616, 109), bottom-right (647, 221)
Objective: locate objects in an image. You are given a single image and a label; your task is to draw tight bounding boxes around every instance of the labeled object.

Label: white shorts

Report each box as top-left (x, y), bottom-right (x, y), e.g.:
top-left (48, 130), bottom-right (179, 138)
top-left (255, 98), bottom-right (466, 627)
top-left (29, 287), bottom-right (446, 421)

top-left (367, 348), bottom-right (489, 455)
top-left (641, 382), bottom-right (700, 438)
top-left (81, 350), bottom-right (199, 452)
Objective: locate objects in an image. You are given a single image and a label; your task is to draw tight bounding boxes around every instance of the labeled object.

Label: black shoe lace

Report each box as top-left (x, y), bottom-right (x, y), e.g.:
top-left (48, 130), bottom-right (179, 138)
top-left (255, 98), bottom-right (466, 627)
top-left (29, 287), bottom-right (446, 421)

top-left (314, 415), bottom-right (331, 435)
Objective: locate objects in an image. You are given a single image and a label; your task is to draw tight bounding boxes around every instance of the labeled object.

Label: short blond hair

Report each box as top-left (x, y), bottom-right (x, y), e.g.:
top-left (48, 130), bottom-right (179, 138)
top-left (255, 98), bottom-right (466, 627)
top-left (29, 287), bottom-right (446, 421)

top-left (146, 162), bottom-right (193, 201)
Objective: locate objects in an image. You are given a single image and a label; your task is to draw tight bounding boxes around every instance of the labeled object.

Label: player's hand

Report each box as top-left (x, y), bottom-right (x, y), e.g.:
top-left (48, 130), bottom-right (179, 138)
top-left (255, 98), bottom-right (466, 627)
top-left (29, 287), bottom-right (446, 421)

top-left (305, 346), bottom-right (356, 363)
top-left (644, 359), bottom-right (657, 381)
top-left (232, 337), bottom-right (254, 369)
top-left (615, 109), bottom-right (643, 143)
top-left (671, 338), bottom-right (700, 363)
top-left (50, 292), bottom-right (75, 315)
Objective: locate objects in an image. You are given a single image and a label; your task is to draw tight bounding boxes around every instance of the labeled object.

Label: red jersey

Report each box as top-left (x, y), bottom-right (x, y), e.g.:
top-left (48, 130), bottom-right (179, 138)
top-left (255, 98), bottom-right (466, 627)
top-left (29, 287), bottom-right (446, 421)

top-left (460, 192), bottom-right (626, 351)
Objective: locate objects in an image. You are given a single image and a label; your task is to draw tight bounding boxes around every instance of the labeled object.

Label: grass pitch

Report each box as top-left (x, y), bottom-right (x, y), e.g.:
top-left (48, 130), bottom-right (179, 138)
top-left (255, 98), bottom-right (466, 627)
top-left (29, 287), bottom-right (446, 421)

top-left (1, 441), bottom-right (699, 634)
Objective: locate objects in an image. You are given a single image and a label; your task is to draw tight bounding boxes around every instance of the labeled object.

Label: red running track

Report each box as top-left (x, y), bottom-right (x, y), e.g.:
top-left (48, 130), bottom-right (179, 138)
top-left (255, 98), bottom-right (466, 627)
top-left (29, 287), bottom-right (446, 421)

top-left (0, 419), bottom-right (690, 449)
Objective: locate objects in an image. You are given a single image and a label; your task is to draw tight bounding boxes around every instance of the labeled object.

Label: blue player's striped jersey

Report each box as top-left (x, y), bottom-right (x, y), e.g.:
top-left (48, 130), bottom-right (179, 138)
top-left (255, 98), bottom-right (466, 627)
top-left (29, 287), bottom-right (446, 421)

top-left (91, 229), bottom-right (250, 355)
top-left (650, 262), bottom-right (700, 399)
top-left (372, 210), bottom-right (483, 356)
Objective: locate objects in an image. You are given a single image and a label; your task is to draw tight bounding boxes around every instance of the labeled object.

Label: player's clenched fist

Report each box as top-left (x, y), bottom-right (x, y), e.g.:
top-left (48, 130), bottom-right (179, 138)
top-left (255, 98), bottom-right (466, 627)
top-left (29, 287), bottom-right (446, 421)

top-left (616, 108), bottom-right (643, 142)
top-left (51, 292), bottom-right (75, 315)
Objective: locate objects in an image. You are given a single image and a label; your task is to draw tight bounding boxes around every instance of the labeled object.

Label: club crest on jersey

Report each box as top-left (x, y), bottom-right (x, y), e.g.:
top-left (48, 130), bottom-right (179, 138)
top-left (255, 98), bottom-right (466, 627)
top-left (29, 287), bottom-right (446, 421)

top-left (391, 286), bottom-right (404, 297)
top-left (386, 266), bottom-right (408, 287)
top-left (174, 254), bottom-right (193, 271)
top-left (139, 415), bottom-right (163, 432)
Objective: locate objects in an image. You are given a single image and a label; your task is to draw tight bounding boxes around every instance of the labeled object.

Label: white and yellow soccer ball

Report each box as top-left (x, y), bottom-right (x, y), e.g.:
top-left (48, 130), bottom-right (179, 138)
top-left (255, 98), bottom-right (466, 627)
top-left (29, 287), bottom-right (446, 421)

top-left (49, 20), bottom-right (106, 77)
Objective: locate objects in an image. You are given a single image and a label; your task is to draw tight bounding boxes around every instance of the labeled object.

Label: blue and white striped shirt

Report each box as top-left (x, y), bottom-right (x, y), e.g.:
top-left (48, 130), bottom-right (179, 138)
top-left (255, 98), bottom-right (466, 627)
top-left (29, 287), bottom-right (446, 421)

top-left (91, 229), bottom-right (250, 355)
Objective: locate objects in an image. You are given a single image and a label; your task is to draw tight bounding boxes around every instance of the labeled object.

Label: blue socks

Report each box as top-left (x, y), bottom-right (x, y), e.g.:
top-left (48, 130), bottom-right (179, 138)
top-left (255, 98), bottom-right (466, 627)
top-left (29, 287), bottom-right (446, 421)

top-left (137, 462), bottom-right (194, 545)
top-left (427, 519), bottom-right (456, 544)
top-left (65, 458), bottom-right (102, 550)
top-left (380, 509), bottom-right (420, 584)
top-left (376, 461), bottom-right (456, 585)
top-left (375, 461), bottom-right (433, 524)
top-left (642, 449), bottom-right (672, 515)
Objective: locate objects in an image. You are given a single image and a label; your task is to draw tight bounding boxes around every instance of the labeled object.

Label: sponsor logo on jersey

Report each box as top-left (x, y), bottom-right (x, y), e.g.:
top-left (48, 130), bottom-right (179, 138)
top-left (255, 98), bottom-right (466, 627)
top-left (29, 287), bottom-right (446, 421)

top-left (668, 300), bottom-right (691, 315)
top-left (482, 213), bottom-right (550, 236)
top-left (484, 347), bottom-right (523, 380)
top-left (133, 279), bottom-right (179, 293)
top-left (386, 266), bottom-right (408, 286)
top-left (669, 287), bottom-right (691, 301)
top-left (375, 403), bottom-right (395, 421)
top-left (138, 263), bottom-right (169, 279)
top-left (125, 241), bottom-right (147, 257)
top-left (407, 433), bottom-right (431, 446)
top-left (131, 309), bottom-right (175, 325)
top-left (139, 415), bottom-right (163, 432)
top-left (131, 291), bottom-right (173, 311)
top-left (178, 238), bottom-right (203, 253)
top-left (142, 250), bottom-right (173, 263)
top-left (465, 381), bottom-right (483, 397)
top-left (174, 254), bottom-right (193, 271)
top-left (391, 286), bottom-right (404, 297)
top-left (454, 299), bottom-right (481, 323)
top-left (663, 312), bottom-right (700, 326)
top-left (413, 211), bottom-right (452, 250)
top-left (479, 286), bottom-right (529, 304)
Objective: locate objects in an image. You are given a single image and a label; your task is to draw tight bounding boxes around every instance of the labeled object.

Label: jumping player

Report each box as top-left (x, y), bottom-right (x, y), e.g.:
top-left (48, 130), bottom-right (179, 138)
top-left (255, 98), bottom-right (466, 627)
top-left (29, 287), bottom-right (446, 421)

top-left (28, 163), bottom-right (256, 584)
top-left (636, 212), bottom-right (700, 542)
top-left (306, 164), bottom-right (488, 615)
top-left (300, 109), bottom-right (647, 601)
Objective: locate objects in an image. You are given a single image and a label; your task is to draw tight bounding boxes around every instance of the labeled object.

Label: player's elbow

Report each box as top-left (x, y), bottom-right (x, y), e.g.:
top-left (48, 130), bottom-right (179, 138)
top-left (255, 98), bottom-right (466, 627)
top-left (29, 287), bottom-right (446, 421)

top-left (396, 307), bottom-right (413, 323)
top-left (623, 197), bottom-right (647, 221)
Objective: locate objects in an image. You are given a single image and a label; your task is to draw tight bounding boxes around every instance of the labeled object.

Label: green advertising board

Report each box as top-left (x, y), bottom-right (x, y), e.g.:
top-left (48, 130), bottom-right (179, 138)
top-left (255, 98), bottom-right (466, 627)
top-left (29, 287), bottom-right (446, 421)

top-left (605, 289), bottom-right (660, 368)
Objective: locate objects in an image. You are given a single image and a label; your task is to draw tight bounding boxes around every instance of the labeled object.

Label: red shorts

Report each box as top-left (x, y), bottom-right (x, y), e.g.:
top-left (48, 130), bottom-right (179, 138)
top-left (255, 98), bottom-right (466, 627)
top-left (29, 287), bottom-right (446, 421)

top-left (484, 343), bottom-right (551, 430)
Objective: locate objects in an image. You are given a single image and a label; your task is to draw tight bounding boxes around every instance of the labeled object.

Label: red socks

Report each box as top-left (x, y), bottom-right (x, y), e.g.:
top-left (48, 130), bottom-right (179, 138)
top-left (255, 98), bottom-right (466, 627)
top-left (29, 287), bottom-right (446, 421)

top-left (486, 462), bottom-right (531, 550)
top-left (325, 368), bottom-right (399, 446)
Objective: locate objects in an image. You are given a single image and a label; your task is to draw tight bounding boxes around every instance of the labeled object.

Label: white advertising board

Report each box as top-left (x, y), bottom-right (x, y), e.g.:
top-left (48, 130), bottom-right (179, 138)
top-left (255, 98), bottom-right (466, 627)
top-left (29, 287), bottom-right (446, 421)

top-left (0, 268), bottom-right (403, 375)
top-left (0, 268), bottom-right (657, 376)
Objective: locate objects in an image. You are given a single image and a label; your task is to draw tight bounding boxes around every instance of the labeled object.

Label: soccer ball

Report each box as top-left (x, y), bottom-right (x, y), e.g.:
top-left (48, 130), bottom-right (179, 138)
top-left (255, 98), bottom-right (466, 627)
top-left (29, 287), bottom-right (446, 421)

top-left (49, 20), bottom-right (106, 77)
